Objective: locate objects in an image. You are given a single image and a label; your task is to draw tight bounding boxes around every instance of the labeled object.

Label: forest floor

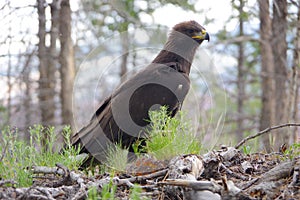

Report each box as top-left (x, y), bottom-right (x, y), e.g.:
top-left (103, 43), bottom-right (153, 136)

top-left (0, 144), bottom-right (299, 200)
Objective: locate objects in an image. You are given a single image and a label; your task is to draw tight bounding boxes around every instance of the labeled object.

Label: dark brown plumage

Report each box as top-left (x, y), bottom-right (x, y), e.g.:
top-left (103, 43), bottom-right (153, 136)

top-left (71, 21), bottom-right (209, 165)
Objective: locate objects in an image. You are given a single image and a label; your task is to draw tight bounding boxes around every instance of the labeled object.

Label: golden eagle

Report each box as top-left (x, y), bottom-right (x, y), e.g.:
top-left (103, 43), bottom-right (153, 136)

top-left (71, 21), bottom-right (209, 165)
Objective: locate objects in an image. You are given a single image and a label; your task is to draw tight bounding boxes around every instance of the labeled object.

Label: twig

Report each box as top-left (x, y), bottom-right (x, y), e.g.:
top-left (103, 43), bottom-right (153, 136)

top-left (126, 166), bottom-right (168, 176)
top-left (97, 168), bottom-right (168, 188)
top-left (31, 164), bottom-right (84, 186)
top-left (159, 179), bottom-right (222, 193)
top-left (241, 178), bottom-right (259, 190)
top-left (32, 166), bottom-right (64, 175)
top-left (127, 169), bottom-right (168, 183)
top-left (36, 187), bottom-right (56, 200)
top-left (72, 189), bottom-right (87, 200)
top-left (235, 123), bottom-right (300, 149)
top-left (220, 164), bottom-right (249, 181)
top-left (113, 177), bottom-right (134, 187)
top-left (17, 186), bottom-right (34, 200)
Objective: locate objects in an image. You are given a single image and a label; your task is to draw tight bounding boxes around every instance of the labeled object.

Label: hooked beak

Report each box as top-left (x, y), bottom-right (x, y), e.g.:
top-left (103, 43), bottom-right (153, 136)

top-left (192, 30), bottom-right (210, 42)
top-left (204, 32), bottom-right (210, 41)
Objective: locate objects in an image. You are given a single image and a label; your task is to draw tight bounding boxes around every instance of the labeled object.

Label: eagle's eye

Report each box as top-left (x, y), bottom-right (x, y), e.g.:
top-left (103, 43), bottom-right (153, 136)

top-left (187, 29), bottom-right (194, 35)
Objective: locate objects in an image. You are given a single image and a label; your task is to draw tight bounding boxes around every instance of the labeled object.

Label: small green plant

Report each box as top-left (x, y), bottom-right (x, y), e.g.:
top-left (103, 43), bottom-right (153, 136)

top-left (101, 177), bottom-right (117, 200)
top-left (284, 142), bottom-right (300, 160)
top-left (143, 106), bottom-right (202, 160)
top-left (242, 145), bottom-right (252, 155)
top-left (103, 143), bottom-right (129, 173)
top-left (60, 126), bottom-right (84, 169)
top-left (132, 139), bottom-right (145, 155)
top-left (129, 184), bottom-right (149, 200)
top-left (87, 186), bottom-right (100, 200)
top-left (0, 105), bottom-right (8, 129)
top-left (0, 125), bottom-right (82, 187)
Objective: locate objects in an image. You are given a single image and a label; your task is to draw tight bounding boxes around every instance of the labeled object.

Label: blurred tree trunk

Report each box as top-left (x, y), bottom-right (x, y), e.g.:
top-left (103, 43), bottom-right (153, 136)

top-left (59, 0), bottom-right (75, 128)
top-left (48, 0), bottom-right (59, 122)
top-left (120, 27), bottom-right (129, 83)
top-left (23, 50), bottom-right (35, 141)
top-left (38, 0), bottom-right (59, 149)
top-left (37, 0), bottom-right (57, 127)
top-left (7, 5), bottom-right (12, 125)
top-left (258, 0), bottom-right (275, 152)
top-left (291, 1), bottom-right (300, 142)
top-left (236, 0), bottom-right (246, 142)
top-left (24, 64), bottom-right (31, 137)
top-left (272, 0), bottom-right (288, 149)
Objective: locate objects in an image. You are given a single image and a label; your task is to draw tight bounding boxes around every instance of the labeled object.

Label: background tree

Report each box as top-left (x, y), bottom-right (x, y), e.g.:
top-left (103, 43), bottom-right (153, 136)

top-left (272, 0), bottom-right (288, 149)
top-left (258, 0), bottom-right (276, 151)
top-left (214, 0), bottom-right (261, 143)
top-left (59, 0), bottom-right (75, 128)
top-left (236, 0), bottom-right (246, 141)
top-left (37, 0), bottom-right (57, 128)
top-left (291, 0), bottom-right (300, 142)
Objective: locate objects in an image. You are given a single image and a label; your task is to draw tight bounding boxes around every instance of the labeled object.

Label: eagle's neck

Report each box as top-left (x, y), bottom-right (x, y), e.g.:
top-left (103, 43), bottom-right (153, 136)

top-left (152, 32), bottom-right (200, 75)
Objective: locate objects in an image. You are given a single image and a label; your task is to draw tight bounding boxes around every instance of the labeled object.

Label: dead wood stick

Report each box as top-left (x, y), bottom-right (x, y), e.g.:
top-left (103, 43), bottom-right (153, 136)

top-left (31, 165), bottom-right (84, 185)
top-left (72, 187), bottom-right (87, 200)
top-left (241, 178), bottom-right (259, 190)
top-left (32, 166), bottom-right (64, 175)
top-left (291, 165), bottom-right (299, 186)
top-left (113, 177), bottom-right (135, 187)
top-left (36, 187), bottom-right (56, 200)
top-left (56, 163), bottom-right (85, 186)
top-left (235, 123), bottom-right (300, 149)
top-left (101, 169), bottom-right (168, 188)
top-left (127, 169), bottom-right (168, 183)
top-left (259, 160), bottom-right (294, 183)
top-left (220, 164), bottom-right (249, 181)
top-left (159, 179), bottom-right (222, 193)
top-left (16, 185), bottom-right (79, 200)
top-left (137, 168), bottom-right (168, 180)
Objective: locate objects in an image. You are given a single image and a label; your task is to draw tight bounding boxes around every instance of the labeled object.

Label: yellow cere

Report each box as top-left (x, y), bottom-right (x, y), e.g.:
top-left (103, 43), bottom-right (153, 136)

top-left (192, 30), bottom-right (206, 39)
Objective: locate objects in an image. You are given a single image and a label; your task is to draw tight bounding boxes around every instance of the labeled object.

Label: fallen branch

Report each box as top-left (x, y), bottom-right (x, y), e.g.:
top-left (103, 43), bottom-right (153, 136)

top-left (220, 164), bottom-right (249, 181)
top-left (235, 123), bottom-right (300, 149)
top-left (32, 166), bottom-right (65, 175)
top-left (15, 185), bottom-right (78, 200)
top-left (31, 164), bottom-right (85, 186)
top-left (127, 169), bottom-right (168, 183)
top-left (159, 179), bottom-right (222, 193)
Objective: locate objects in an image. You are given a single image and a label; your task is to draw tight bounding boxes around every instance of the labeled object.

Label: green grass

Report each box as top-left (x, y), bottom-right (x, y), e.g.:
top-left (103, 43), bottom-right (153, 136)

top-left (87, 186), bottom-right (101, 200)
top-left (242, 145), bottom-right (252, 155)
top-left (88, 180), bottom-right (117, 200)
top-left (129, 184), bottom-right (149, 200)
top-left (103, 143), bottom-right (129, 172)
top-left (98, 106), bottom-right (202, 173)
top-left (88, 180), bottom-right (146, 200)
top-left (101, 176), bottom-right (117, 200)
top-left (143, 106), bottom-right (202, 160)
top-left (284, 142), bottom-right (300, 160)
top-left (0, 125), bottom-right (82, 187)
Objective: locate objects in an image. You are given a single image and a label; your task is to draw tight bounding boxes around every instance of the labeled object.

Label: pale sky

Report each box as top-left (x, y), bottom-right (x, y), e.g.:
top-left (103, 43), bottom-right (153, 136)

top-left (152, 1), bottom-right (235, 33)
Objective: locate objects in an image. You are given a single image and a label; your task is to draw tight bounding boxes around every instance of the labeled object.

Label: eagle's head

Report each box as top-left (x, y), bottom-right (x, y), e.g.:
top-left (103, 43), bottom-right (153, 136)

top-left (173, 20), bottom-right (210, 43)
top-left (152, 20), bottom-right (209, 66)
